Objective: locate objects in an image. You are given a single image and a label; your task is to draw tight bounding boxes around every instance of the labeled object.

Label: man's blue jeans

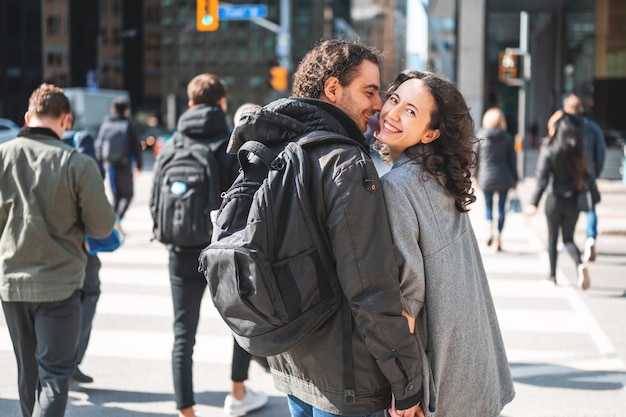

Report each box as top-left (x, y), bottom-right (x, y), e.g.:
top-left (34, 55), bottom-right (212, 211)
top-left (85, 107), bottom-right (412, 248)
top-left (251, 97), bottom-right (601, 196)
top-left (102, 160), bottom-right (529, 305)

top-left (287, 395), bottom-right (378, 417)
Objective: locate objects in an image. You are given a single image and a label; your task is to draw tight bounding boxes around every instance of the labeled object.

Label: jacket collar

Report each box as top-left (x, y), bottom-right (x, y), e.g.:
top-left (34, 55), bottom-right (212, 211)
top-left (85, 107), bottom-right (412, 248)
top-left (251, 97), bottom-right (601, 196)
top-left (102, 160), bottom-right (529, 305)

top-left (17, 127), bottom-right (61, 140)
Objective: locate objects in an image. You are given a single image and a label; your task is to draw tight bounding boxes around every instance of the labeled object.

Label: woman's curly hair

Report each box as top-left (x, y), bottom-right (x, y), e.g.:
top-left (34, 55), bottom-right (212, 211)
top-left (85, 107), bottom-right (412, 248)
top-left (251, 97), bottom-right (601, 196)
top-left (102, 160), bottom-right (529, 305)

top-left (381, 70), bottom-right (478, 212)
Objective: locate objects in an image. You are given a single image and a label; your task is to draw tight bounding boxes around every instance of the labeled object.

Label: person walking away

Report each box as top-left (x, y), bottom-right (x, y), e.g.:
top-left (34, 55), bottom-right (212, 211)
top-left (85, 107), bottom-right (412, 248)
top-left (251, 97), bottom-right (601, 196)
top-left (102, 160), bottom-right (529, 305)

top-left (226, 39), bottom-right (424, 417)
top-left (475, 107), bottom-right (518, 251)
top-left (96, 97), bottom-right (143, 220)
top-left (562, 93), bottom-right (606, 261)
top-left (62, 112), bottom-right (106, 384)
top-left (374, 70), bottom-right (515, 417)
top-left (150, 73), bottom-right (242, 417)
top-left (0, 83), bottom-right (116, 417)
top-left (223, 101), bottom-right (270, 417)
top-left (525, 111), bottom-right (592, 290)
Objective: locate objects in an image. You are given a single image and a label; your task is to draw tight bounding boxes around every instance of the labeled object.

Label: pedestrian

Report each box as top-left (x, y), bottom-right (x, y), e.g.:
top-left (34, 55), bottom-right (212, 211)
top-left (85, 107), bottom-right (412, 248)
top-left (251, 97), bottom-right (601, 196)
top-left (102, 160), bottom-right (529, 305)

top-left (525, 111), bottom-right (591, 289)
top-left (226, 39), bottom-right (423, 417)
top-left (0, 83), bottom-right (116, 417)
top-left (96, 97), bottom-right (143, 220)
top-left (475, 107), bottom-right (518, 251)
top-left (62, 113), bottom-right (106, 384)
top-left (222, 101), bottom-right (270, 417)
top-left (562, 93), bottom-right (606, 262)
top-left (374, 70), bottom-right (515, 417)
top-left (150, 73), bottom-right (240, 417)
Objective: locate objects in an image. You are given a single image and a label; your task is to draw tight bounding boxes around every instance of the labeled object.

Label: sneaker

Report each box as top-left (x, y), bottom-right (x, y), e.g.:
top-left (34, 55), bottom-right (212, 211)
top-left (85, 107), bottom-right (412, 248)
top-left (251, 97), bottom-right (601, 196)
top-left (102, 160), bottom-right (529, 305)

top-left (578, 264), bottom-right (591, 290)
top-left (583, 238), bottom-right (596, 262)
top-left (72, 366), bottom-right (94, 383)
top-left (223, 387), bottom-right (268, 416)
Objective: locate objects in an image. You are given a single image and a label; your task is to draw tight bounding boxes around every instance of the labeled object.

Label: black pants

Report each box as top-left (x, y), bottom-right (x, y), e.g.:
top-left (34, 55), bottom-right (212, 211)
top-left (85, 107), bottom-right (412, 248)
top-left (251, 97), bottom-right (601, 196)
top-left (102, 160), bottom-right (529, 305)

top-left (106, 163), bottom-right (134, 219)
top-left (169, 249), bottom-right (206, 410)
top-left (544, 194), bottom-right (582, 277)
top-left (2, 290), bottom-right (81, 417)
top-left (77, 254), bottom-right (101, 365)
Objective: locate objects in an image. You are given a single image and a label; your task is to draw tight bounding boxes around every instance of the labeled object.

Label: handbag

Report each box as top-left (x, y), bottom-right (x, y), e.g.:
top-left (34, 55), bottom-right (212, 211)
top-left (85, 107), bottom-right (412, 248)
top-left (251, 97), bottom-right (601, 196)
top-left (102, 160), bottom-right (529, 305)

top-left (508, 190), bottom-right (522, 213)
top-left (84, 217), bottom-right (124, 255)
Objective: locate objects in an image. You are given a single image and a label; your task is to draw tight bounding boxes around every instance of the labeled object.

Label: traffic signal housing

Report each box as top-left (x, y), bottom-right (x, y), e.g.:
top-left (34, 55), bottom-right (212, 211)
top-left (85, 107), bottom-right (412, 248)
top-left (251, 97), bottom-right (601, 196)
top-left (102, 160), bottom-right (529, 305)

top-left (270, 66), bottom-right (288, 92)
top-left (197, 0), bottom-right (219, 31)
top-left (498, 51), bottom-right (518, 82)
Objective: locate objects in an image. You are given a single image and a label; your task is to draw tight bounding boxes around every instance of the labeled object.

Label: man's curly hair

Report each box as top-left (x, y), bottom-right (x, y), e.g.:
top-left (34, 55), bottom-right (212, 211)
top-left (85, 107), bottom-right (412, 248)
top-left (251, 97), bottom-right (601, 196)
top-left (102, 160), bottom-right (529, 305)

top-left (292, 39), bottom-right (381, 99)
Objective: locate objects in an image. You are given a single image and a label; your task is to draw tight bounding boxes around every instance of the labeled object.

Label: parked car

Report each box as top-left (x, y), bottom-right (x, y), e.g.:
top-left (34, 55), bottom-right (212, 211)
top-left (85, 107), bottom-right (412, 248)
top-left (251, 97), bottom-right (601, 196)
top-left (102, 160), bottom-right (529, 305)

top-left (0, 118), bottom-right (20, 144)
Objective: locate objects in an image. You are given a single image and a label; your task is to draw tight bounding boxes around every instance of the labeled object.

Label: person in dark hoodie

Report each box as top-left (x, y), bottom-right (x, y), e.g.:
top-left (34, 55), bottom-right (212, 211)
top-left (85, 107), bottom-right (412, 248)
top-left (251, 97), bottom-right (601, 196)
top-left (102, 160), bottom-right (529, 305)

top-left (96, 97), bottom-right (143, 220)
top-left (227, 39), bottom-right (423, 417)
top-left (151, 73), bottom-right (239, 417)
top-left (475, 107), bottom-right (518, 251)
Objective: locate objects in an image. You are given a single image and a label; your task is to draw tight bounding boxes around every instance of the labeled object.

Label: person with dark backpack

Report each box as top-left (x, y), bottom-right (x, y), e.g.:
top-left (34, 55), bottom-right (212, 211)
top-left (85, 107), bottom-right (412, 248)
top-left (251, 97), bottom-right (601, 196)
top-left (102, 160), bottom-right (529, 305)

top-left (149, 73), bottom-right (241, 417)
top-left (200, 40), bottom-right (424, 417)
top-left (96, 97), bottom-right (143, 220)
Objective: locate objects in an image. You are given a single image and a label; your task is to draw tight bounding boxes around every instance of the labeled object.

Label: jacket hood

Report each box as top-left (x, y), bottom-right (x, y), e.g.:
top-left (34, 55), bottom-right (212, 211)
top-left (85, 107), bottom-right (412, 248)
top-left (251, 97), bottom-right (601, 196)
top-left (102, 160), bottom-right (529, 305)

top-left (227, 97), bottom-right (368, 154)
top-left (177, 104), bottom-right (230, 141)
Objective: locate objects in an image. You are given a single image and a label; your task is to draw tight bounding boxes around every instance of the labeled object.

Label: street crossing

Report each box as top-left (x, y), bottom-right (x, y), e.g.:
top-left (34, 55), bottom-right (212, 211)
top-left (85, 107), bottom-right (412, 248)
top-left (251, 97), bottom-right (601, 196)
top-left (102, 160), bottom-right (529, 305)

top-left (1, 163), bottom-right (624, 416)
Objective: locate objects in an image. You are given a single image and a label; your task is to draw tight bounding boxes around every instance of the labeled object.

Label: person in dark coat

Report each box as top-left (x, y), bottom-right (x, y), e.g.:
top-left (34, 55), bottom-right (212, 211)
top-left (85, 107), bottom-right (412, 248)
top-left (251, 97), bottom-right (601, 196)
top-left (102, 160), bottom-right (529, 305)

top-left (227, 39), bottom-right (423, 417)
top-left (96, 98), bottom-right (143, 220)
top-left (475, 107), bottom-right (518, 251)
top-left (562, 93), bottom-right (606, 262)
top-left (150, 73), bottom-right (242, 417)
top-left (526, 111), bottom-right (591, 290)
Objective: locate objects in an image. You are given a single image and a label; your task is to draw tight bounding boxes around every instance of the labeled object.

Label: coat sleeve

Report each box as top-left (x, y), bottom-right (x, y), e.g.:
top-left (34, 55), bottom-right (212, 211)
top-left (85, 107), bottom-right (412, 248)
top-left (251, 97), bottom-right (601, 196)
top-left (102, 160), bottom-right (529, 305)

top-left (322, 150), bottom-right (423, 406)
top-left (381, 174), bottom-right (426, 319)
top-left (71, 154), bottom-right (116, 238)
top-left (531, 148), bottom-right (551, 206)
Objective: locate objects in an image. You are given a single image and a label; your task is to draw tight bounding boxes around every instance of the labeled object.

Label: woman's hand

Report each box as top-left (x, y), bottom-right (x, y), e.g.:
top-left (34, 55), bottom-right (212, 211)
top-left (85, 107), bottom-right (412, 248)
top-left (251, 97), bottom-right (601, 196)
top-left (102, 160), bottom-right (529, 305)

top-left (388, 394), bottom-right (425, 417)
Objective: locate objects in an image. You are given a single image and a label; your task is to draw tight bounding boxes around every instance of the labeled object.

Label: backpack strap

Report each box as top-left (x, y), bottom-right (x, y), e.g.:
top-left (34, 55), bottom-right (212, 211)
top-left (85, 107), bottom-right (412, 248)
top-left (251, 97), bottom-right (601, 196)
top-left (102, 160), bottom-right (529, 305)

top-left (238, 140), bottom-right (278, 170)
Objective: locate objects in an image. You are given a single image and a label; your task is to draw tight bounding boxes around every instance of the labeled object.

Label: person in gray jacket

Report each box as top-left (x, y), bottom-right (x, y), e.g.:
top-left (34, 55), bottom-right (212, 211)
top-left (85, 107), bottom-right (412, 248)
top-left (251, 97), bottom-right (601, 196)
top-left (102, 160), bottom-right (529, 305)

top-left (0, 83), bottom-right (116, 417)
top-left (228, 39), bottom-right (423, 417)
top-left (475, 107), bottom-right (518, 251)
top-left (375, 70), bottom-right (515, 417)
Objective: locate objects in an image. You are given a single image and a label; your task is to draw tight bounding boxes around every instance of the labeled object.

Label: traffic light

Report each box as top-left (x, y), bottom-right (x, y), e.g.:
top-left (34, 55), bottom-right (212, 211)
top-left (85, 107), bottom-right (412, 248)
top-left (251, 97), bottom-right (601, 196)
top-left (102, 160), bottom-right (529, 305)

top-left (270, 66), bottom-right (288, 92)
top-left (498, 51), bottom-right (518, 82)
top-left (197, 0), bottom-right (219, 32)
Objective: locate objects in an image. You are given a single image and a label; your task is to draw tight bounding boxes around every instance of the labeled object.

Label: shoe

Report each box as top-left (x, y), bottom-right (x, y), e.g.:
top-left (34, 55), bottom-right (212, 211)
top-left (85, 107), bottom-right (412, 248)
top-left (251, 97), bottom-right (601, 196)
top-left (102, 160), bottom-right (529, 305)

top-left (494, 236), bottom-right (502, 252)
top-left (583, 238), bottom-right (596, 262)
top-left (72, 366), bottom-right (94, 383)
top-left (545, 276), bottom-right (557, 285)
top-left (486, 236), bottom-right (493, 246)
top-left (224, 387), bottom-right (268, 416)
top-left (578, 264), bottom-right (590, 290)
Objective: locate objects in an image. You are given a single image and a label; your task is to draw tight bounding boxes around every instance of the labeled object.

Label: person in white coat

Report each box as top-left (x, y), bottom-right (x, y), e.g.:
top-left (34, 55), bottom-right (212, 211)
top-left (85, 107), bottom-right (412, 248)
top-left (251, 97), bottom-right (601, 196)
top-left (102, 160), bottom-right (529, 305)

top-left (374, 70), bottom-right (515, 417)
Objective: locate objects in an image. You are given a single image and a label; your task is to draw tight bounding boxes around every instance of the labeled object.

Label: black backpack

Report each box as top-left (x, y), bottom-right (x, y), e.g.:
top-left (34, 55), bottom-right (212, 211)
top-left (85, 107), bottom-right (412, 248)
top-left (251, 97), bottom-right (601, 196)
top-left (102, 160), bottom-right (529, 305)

top-left (199, 131), bottom-right (367, 357)
top-left (150, 132), bottom-right (228, 247)
top-left (100, 119), bottom-right (129, 164)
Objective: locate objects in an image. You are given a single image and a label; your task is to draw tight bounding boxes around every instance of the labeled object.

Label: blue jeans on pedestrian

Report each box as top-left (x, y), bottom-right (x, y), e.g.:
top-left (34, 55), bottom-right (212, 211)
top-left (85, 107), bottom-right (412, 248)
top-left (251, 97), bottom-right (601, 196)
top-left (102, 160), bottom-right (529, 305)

top-left (483, 188), bottom-right (509, 234)
top-left (287, 395), bottom-right (378, 417)
top-left (585, 208), bottom-right (597, 239)
top-left (169, 249), bottom-right (206, 410)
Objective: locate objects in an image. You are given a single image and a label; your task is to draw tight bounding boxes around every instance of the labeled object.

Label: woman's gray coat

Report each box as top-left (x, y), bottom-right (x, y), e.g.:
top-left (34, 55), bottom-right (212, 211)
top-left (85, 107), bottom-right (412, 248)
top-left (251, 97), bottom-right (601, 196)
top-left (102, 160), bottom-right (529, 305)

top-left (381, 154), bottom-right (515, 417)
